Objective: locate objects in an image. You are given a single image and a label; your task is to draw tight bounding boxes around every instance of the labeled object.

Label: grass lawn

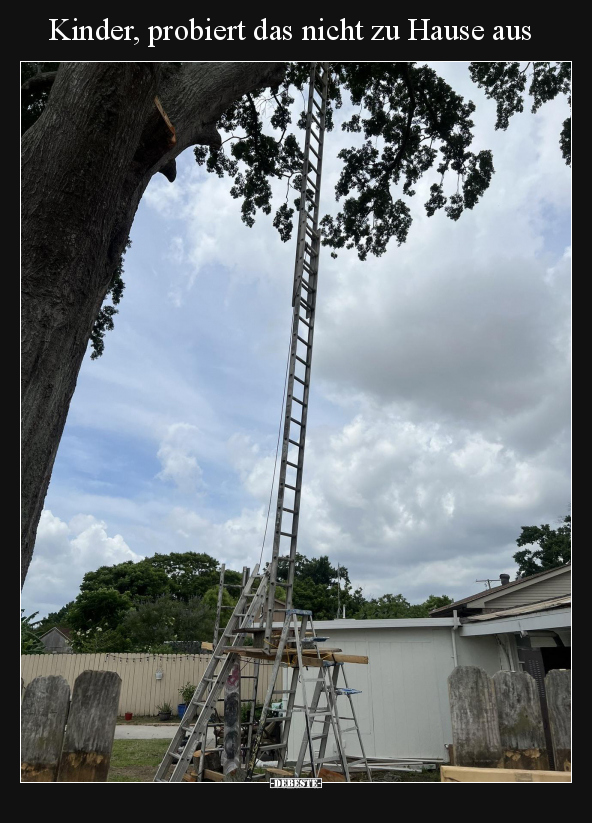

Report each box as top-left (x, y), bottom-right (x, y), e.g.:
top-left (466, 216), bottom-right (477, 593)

top-left (108, 739), bottom-right (171, 782)
top-left (107, 740), bottom-right (442, 783)
top-left (116, 714), bottom-right (178, 725)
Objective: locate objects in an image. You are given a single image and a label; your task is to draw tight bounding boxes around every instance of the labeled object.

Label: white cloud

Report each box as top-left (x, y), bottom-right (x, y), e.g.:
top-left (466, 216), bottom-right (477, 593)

top-left (23, 511), bottom-right (141, 616)
top-left (157, 423), bottom-right (205, 493)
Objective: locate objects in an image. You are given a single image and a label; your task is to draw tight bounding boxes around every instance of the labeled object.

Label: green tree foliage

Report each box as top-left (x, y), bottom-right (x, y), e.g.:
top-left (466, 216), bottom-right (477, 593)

top-left (30, 549), bottom-right (454, 649)
top-left (22, 62), bottom-right (570, 355)
top-left (356, 592), bottom-right (453, 619)
top-left (513, 514), bottom-right (571, 578)
top-left (196, 61), bottom-right (570, 261)
top-left (33, 602), bottom-right (74, 636)
top-left (67, 587), bottom-right (133, 633)
top-left (21, 611), bottom-right (45, 654)
top-left (119, 595), bottom-right (216, 651)
top-left (56, 552), bottom-right (236, 651)
top-left (469, 62), bottom-right (571, 164)
top-left (273, 553), bottom-right (365, 620)
top-left (79, 552), bottom-right (224, 602)
top-left (89, 239), bottom-right (130, 360)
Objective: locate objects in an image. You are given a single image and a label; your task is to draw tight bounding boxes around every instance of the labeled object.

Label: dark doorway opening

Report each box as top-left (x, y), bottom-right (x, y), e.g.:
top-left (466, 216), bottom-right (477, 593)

top-left (540, 645), bottom-right (571, 674)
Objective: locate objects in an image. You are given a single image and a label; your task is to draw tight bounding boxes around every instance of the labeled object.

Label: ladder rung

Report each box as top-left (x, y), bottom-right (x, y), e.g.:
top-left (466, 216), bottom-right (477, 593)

top-left (273, 690), bottom-right (296, 694)
top-left (259, 743), bottom-right (288, 751)
top-left (294, 707), bottom-right (331, 714)
top-left (297, 335), bottom-right (311, 347)
top-left (290, 417), bottom-right (303, 427)
top-left (280, 531), bottom-right (295, 538)
top-left (300, 279), bottom-right (313, 293)
top-left (293, 376), bottom-right (306, 387)
top-left (309, 143), bottom-right (320, 159)
top-left (283, 507), bottom-right (295, 514)
top-left (308, 158), bottom-right (318, 174)
top-left (311, 733), bottom-right (329, 741)
top-left (306, 175), bottom-right (318, 191)
top-left (288, 439), bottom-right (301, 448)
top-left (286, 461), bottom-right (299, 469)
top-left (290, 396), bottom-right (305, 407)
top-left (284, 482), bottom-right (297, 490)
top-left (341, 727), bottom-right (358, 733)
top-left (298, 315), bottom-right (311, 328)
top-left (310, 127), bottom-right (320, 143)
top-left (312, 96), bottom-right (322, 112)
top-left (295, 355), bottom-right (308, 366)
top-left (311, 113), bottom-right (321, 129)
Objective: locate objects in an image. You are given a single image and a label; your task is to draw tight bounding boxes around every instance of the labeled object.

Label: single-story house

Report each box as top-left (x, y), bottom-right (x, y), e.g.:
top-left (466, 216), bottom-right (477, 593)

top-left (39, 626), bottom-right (73, 654)
top-left (285, 564), bottom-right (571, 765)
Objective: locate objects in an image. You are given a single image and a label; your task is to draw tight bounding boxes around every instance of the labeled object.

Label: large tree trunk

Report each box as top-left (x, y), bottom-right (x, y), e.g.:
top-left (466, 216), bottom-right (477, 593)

top-left (21, 62), bottom-right (286, 583)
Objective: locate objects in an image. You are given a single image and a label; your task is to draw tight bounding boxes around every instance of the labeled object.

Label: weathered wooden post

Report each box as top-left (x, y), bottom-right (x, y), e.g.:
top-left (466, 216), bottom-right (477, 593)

top-left (57, 670), bottom-right (122, 782)
top-left (448, 666), bottom-right (503, 768)
top-left (493, 670), bottom-right (549, 770)
top-left (21, 675), bottom-right (71, 781)
top-left (545, 669), bottom-right (571, 771)
top-left (222, 661), bottom-right (242, 780)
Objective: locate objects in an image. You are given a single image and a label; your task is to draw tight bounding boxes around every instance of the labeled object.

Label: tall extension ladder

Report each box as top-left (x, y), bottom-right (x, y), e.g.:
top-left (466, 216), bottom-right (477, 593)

top-left (264, 62), bottom-right (330, 644)
top-left (154, 566), bottom-right (269, 782)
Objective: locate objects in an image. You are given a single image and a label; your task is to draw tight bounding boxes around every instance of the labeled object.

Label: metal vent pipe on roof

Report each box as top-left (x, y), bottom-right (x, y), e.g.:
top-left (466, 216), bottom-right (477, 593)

top-left (499, 574), bottom-right (510, 586)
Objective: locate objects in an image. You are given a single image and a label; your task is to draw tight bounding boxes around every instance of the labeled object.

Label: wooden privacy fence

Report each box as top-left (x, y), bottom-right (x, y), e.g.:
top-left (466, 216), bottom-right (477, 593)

top-left (22, 671), bottom-right (121, 782)
top-left (21, 654), bottom-right (276, 716)
top-left (448, 666), bottom-right (570, 772)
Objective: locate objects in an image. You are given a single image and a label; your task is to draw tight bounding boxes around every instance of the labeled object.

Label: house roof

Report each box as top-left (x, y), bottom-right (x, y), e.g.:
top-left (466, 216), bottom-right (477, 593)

top-left (461, 595), bottom-right (571, 623)
top-left (429, 563), bottom-right (571, 617)
top-left (40, 626), bottom-right (71, 640)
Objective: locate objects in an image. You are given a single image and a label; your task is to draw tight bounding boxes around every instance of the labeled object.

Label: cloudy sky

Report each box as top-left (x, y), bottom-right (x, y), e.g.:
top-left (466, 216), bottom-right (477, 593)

top-left (22, 62), bottom-right (571, 618)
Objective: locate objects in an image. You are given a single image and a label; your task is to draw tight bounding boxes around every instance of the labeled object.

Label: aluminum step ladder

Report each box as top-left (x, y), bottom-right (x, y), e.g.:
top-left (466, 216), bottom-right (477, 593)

top-left (295, 660), bottom-right (373, 780)
top-left (153, 565), bottom-right (269, 782)
top-left (245, 608), bottom-right (370, 782)
top-left (264, 61), bottom-right (330, 644)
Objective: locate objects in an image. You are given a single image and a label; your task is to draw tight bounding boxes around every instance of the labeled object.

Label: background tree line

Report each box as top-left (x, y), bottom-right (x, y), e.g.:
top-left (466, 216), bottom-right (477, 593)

top-left (25, 550), bottom-right (452, 654)
top-left (23, 512), bottom-right (570, 653)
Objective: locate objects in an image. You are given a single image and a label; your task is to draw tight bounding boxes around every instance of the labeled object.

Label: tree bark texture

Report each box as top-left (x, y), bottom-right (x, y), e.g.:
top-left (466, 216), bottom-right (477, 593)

top-left (21, 62), bottom-right (286, 582)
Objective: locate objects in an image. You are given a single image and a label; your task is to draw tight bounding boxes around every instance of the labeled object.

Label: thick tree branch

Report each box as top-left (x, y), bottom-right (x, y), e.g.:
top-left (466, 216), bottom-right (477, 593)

top-left (21, 71), bottom-right (58, 94)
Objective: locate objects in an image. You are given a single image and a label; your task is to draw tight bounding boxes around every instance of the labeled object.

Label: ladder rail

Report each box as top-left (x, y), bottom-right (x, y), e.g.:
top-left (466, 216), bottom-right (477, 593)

top-left (265, 62), bottom-right (330, 642)
top-left (154, 565), bottom-right (268, 782)
top-left (212, 563), bottom-right (225, 648)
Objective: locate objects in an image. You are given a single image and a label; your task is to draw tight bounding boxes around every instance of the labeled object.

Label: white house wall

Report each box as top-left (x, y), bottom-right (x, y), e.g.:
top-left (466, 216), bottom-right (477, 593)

top-left (286, 625), bottom-right (506, 763)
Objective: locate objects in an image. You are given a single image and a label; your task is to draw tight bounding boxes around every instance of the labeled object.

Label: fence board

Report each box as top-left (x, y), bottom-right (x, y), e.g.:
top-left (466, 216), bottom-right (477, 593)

top-left (441, 765), bottom-right (571, 782)
top-left (545, 669), bottom-right (571, 771)
top-left (21, 675), bottom-right (71, 782)
top-left (493, 670), bottom-right (549, 770)
top-left (448, 666), bottom-right (502, 768)
top-left (21, 653), bottom-right (275, 717)
top-left (57, 670), bottom-right (122, 782)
